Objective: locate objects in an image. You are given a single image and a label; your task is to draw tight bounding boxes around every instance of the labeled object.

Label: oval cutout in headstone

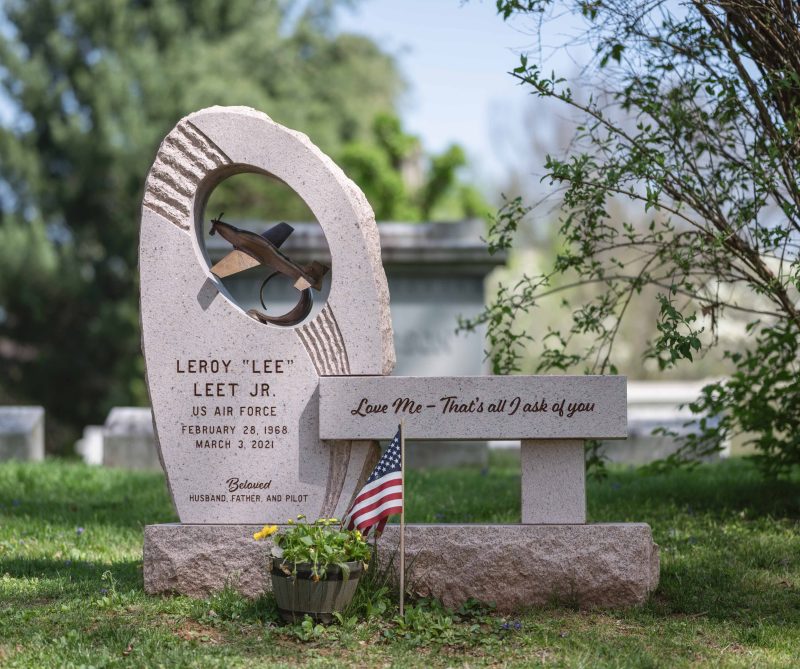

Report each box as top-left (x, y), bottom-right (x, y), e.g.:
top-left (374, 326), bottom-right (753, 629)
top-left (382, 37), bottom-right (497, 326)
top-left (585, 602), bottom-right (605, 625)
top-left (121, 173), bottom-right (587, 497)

top-left (201, 172), bottom-right (333, 326)
top-left (139, 106), bottom-right (395, 523)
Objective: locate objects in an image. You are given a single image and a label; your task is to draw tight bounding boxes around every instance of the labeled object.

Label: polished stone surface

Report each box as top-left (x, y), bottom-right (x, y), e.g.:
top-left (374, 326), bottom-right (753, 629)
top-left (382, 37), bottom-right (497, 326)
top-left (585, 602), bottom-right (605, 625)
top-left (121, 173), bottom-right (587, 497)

top-left (319, 375), bottom-right (627, 440)
top-left (521, 439), bottom-right (585, 524)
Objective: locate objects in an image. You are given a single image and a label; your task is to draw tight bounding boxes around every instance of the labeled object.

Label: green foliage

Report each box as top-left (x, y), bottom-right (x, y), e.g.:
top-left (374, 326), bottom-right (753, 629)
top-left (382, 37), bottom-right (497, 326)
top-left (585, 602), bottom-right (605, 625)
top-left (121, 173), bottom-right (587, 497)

top-left (465, 0), bottom-right (800, 475)
top-left (384, 598), bottom-right (497, 646)
top-left (339, 140), bottom-right (412, 220)
top-left (0, 0), bottom-right (402, 446)
top-left (648, 293), bottom-right (704, 370)
top-left (484, 195), bottom-right (531, 255)
top-left (272, 516), bottom-right (371, 581)
top-left (339, 113), bottom-right (491, 222)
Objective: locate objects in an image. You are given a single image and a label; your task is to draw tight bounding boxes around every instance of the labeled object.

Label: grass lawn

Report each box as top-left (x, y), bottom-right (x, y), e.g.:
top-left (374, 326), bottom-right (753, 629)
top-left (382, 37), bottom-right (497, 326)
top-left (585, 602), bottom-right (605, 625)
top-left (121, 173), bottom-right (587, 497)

top-left (1, 452), bottom-right (799, 668)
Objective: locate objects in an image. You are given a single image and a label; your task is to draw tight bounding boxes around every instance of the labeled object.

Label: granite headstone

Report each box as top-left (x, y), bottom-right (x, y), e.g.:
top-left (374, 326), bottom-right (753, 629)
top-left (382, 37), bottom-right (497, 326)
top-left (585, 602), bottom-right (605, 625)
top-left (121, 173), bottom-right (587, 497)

top-left (140, 106), bottom-right (394, 523)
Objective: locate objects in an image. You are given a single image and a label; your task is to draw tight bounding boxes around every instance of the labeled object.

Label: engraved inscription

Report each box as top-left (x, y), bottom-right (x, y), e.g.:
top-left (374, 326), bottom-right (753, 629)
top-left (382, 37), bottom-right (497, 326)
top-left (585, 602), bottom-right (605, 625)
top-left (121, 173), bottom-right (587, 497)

top-left (172, 357), bottom-right (300, 505)
top-left (349, 395), bottom-right (597, 418)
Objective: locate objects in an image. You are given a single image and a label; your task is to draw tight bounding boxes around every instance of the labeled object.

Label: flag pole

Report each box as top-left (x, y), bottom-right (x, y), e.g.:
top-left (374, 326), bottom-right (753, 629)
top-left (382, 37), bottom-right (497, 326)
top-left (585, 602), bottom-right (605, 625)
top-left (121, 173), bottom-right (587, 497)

top-left (399, 419), bottom-right (406, 617)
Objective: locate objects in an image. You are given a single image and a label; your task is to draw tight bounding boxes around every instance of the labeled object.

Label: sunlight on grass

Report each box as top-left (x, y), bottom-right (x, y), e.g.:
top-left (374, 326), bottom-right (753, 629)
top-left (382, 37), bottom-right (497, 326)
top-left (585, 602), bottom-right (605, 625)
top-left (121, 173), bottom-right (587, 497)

top-left (0, 455), bottom-right (798, 667)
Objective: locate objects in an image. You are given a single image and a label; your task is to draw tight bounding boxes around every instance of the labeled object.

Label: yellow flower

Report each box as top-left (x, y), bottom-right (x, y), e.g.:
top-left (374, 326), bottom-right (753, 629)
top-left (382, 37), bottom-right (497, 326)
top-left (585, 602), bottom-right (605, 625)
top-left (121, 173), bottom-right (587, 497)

top-left (354, 530), bottom-right (363, 541)
top-left (253, 524), bottom-right (278, 541)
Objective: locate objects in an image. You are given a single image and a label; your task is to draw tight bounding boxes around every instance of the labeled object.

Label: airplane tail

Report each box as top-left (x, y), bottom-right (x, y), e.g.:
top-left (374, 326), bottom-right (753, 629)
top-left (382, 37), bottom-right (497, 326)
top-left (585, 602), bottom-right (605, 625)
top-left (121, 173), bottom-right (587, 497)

top-left (260, 222), bottom-right (294, 248)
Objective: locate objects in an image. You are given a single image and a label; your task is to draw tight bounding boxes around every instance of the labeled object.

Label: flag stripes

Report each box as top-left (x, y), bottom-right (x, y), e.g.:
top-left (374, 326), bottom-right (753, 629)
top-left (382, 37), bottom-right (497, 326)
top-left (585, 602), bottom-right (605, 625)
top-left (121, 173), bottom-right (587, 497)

top-left (342, 428), bottom-right (403, 536)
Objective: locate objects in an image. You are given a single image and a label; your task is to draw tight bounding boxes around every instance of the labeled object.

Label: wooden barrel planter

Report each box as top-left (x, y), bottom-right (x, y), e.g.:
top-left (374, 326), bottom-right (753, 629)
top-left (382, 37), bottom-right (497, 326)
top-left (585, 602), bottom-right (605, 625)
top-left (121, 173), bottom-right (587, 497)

top-left (270, 559), bottom-right (364, 623)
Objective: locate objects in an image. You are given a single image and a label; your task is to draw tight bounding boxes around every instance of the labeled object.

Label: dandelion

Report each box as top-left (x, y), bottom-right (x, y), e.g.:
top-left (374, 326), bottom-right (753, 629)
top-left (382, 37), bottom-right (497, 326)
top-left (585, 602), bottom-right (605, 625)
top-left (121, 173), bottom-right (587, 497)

top-left (253, 525), bottom-right (279, 541)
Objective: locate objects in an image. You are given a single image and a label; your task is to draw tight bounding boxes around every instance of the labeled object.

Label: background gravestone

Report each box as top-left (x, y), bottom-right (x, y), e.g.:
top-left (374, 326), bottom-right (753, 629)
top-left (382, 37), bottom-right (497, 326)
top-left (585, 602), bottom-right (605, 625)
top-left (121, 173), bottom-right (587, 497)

top-left (0, 406), bottom-right (44, 461)
top-left (599, 380), bottom-right (730, 463)
top-left (139, 106), bottom-right (394, 523)
top-left (102, 407), bottom-right (160, 470)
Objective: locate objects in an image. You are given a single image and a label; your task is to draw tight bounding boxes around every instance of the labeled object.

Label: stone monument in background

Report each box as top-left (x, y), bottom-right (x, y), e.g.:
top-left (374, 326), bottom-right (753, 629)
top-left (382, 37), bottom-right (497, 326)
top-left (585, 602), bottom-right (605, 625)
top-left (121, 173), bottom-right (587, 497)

top-left (0, 406), bottom-right (44, 461)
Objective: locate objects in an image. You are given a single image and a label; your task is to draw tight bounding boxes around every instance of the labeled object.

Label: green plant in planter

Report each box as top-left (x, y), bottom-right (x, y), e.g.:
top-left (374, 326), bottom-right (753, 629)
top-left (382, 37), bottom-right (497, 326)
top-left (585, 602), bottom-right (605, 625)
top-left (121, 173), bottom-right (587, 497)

top-left (255, 516), bottom-right (372, 623)
top-left (255, 516), bottom-right (371, 581)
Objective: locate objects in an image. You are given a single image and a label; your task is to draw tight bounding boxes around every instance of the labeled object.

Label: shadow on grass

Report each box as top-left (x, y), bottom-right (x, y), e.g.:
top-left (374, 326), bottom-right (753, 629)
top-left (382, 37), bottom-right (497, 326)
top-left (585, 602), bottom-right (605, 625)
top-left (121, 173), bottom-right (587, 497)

top-left (0, 556), bottom-right (143, 602)
top-left (656, 557), bottom-right (800, 624)
top-left (590, 458), bottom-right (800, 520)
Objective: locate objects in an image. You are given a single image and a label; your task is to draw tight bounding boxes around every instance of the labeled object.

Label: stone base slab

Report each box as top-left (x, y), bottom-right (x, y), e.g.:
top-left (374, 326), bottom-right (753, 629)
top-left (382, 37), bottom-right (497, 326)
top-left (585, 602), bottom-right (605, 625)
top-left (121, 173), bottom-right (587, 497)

top-left (144, 523), bottom-right (659, 611)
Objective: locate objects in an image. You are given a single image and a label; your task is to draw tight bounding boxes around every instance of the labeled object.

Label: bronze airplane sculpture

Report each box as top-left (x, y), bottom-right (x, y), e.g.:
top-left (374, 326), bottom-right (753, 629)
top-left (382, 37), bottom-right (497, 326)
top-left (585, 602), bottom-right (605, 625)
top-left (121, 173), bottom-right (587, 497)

top-left (209, 214), bottom-right (330, 326)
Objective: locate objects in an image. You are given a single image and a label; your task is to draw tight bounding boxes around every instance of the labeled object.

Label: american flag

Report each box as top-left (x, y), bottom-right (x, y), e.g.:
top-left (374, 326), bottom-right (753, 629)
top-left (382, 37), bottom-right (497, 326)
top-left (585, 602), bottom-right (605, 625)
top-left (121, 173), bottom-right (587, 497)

top-left (341, 428), bottom-right (403, 536)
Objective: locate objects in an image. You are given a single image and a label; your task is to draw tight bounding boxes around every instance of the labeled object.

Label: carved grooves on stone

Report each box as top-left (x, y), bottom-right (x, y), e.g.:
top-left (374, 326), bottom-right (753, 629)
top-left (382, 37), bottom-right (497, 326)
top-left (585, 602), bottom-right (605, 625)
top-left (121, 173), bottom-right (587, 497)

top-left (304, 304), bottom-right (352, 518)
top-left (143, 120), bottom-right (231, 230)
top-left (320, 440), bottom-right (380, 520)
top-left (320, 441), bottom-right (350, 518)
top-left (296, 304), bottom-right (350, 376)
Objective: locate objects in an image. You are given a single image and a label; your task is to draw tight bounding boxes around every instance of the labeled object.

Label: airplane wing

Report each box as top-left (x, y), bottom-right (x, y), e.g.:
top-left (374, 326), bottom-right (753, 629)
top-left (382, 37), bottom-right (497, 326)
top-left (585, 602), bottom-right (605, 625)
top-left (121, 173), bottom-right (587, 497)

top-left (210, 222), bottom-right (295, 279)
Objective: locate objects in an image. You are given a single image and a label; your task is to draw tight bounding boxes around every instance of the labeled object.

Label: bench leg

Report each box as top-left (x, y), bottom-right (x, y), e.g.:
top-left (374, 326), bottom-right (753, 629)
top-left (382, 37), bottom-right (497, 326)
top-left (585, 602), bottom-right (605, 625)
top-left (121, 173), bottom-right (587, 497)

top-left (521, 439), bottom-right (586, 524)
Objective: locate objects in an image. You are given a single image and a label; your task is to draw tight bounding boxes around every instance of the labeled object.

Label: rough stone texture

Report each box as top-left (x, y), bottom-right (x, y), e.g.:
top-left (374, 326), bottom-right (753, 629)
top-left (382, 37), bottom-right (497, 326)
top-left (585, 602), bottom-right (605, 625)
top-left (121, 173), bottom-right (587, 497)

top-left (0, 406), bottom-right (44, 461)
top-left (144, 523), bottom-right (659, 610)
top-left (521, 440), bottom-right (585, 524)
top-left (144, 524), bottom-right (275, 598)
top-left (186, 106), bottom-right (395, 376)
top-left (139, 106), bottom-right (393, 522)
top-left (379, 524), bottom-right (659, 611)
top-left (320, 376), bottom-right (627, 440)
top-left (102, 407), bottom-right (161, 470)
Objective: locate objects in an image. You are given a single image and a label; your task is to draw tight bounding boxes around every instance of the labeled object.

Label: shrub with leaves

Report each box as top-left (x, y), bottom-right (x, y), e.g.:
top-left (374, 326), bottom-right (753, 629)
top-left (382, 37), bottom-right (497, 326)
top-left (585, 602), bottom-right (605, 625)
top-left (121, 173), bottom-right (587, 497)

top-left (462, 0), bottom-right (800, 476)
